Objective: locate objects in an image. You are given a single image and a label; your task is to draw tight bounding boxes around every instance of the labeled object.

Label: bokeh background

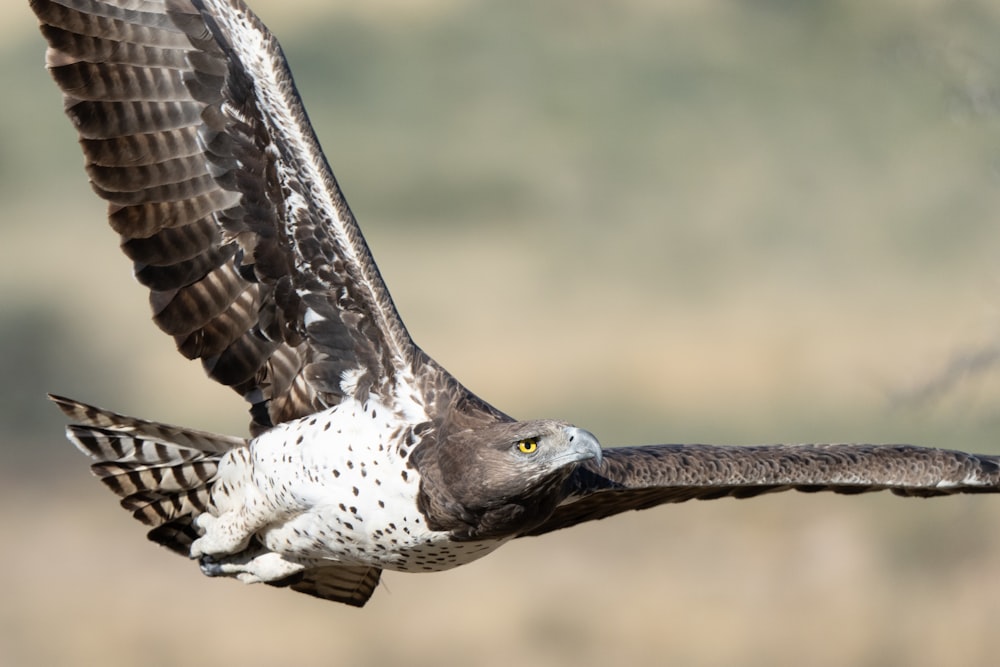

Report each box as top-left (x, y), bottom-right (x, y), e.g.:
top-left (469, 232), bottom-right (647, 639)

top-left (3, 1), bottom-right (1000, 665)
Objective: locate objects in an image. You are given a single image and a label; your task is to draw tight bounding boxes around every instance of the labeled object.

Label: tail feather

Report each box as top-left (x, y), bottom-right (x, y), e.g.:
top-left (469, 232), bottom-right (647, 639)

top-left (146, 520), bottom-right (201, 556)
top-left (50, 394), bottom-right (246, 547)
top-left (120, 488), bottom-right (217, 526)
top-left (51, 394), bottom-right (243, 454)
top-left (69, 425), bottom-right (205, 466)
top-left (91, 458), bottom-right (219, 497)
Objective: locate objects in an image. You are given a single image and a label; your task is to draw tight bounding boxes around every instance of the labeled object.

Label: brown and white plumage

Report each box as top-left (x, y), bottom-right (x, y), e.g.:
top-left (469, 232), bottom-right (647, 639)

top-left (30, 0), bottom-right (1000, 608)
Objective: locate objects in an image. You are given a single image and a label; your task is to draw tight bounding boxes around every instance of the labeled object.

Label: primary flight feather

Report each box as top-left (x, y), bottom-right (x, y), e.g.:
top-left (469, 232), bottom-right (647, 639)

top-left (30, 0), bottom-right (1000, 607)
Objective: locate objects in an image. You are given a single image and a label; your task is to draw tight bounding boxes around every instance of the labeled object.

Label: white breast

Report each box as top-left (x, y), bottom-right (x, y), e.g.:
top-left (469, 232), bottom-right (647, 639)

top-left (232, 397), bottom-right (504, 572)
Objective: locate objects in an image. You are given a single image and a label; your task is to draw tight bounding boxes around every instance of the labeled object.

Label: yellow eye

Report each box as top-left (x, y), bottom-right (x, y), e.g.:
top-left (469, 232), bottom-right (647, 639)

top-left (517, 438), bottom-right (538, 454)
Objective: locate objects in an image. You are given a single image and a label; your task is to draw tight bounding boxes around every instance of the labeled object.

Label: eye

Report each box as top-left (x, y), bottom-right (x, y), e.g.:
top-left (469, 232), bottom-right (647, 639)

top-left (516, 437), bottom-right (539, 454)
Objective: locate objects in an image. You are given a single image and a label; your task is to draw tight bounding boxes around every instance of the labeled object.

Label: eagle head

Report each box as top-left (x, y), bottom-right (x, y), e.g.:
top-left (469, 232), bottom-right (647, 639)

top-left (415, 419), bottom-right (603, 540)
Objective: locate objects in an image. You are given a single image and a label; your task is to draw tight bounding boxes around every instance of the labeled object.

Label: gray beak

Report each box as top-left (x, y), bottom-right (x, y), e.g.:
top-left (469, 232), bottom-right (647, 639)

top-left (563, 426), bottom-right (603, 467)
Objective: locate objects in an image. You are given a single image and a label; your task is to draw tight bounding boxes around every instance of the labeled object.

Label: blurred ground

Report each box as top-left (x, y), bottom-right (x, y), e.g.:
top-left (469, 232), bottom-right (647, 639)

top-left (3, 1), bottom-right (1000, 665)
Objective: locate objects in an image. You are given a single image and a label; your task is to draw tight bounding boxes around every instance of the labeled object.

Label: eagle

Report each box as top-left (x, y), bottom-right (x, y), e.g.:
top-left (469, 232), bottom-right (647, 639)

top-left (29, 0), bottom-right (1000, 607)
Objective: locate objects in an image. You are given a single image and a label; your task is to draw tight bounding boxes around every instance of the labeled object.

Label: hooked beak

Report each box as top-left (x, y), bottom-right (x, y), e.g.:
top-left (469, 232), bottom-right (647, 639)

top-left (563, 426), bottom-right (603, 467)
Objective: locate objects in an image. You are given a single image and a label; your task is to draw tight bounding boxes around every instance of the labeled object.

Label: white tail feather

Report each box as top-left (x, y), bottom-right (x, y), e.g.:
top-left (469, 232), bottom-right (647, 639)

top-left (50, 394), bottom-right (246, 533)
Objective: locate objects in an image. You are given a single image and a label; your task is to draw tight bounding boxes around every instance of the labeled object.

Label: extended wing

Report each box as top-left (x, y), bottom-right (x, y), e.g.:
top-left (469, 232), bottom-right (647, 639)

top-left (32, 0), bottom-right (426, 433)
top-left (522, 443), bottom-right (1000, 536)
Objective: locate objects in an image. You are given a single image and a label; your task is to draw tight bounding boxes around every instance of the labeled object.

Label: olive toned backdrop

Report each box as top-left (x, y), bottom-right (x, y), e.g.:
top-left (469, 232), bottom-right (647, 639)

top-left (2, 1), bottom-right (1000, 665)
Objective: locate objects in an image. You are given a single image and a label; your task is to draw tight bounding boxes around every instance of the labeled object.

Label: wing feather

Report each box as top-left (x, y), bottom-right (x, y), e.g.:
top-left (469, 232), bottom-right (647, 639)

top-left (271, 565), bottom-right (383, 608)
top-left (30, 0), bottom-right (441, 433)
top-left (523, 443), bottom-right (1000, 536)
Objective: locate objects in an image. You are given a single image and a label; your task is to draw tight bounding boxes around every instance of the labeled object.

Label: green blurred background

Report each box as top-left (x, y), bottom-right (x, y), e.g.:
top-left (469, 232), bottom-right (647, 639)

top-left (3, 0), bottom-right (1000, 665)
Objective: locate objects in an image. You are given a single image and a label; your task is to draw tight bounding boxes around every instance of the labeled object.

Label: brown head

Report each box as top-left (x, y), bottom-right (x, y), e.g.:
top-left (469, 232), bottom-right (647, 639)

top-left (412, 419), bottom-right (603, 540)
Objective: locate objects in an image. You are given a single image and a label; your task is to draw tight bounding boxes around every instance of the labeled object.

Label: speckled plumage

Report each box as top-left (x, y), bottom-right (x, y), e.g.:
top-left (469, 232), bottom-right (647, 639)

top-left (34, 0), bottom-right (1000, 608)
top-left (192, 397), bottom-right (506, 576)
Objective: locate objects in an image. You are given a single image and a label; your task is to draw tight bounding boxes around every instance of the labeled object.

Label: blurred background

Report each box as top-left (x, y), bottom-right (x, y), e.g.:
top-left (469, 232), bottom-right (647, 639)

top-left (3, 0), bottom-right (1000, 665)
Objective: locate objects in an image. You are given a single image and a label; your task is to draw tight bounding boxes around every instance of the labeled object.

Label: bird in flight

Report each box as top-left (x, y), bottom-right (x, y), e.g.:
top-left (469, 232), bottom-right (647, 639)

top-left (30, 0), bottom-right (1000, 607)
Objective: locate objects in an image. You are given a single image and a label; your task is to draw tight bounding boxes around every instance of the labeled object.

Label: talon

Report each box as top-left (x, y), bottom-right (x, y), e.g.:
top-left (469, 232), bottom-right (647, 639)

top-left (200, 556), bottom-right (225, 577)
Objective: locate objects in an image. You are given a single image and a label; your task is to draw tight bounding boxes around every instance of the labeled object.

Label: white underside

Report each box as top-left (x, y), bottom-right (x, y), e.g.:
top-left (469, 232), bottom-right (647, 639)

top-left (191, 397), bottom-right (503, 580)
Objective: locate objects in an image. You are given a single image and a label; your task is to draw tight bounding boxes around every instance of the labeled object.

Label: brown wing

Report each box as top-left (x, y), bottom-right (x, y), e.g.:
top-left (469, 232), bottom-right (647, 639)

top-left (521, 443), bottom-right (1000, 537)
top-left (31, 0), bottom-right (423, 434)
top-left (270, 565), bottom-right (383, 608)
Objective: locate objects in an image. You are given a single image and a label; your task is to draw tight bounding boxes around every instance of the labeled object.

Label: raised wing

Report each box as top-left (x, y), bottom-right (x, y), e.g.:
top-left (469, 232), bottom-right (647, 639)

top-left (31, 0), bottom-right (423, 433)
top-left (522, 443), bottom-right (1000, 536)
